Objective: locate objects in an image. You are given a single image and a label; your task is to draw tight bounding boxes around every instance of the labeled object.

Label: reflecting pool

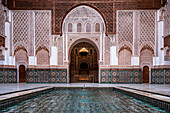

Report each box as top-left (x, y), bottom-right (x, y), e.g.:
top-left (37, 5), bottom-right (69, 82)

top-left (2, 89), bottom-right (167, 113)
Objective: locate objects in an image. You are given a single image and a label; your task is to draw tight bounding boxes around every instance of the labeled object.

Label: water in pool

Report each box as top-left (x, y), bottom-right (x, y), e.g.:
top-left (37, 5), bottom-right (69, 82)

top-left (1, 88), bottom-right (167, 113)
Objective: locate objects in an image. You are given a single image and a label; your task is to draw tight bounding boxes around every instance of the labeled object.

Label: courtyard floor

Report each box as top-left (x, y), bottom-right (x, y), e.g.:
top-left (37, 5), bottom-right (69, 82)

top-left (0, 83), bottom-right (169, 96)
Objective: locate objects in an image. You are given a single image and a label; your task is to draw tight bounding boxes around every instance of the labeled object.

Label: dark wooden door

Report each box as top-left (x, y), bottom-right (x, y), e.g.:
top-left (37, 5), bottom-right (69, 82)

top-left (19, 65), bottom-right (26, 82)
top-left (143, 66), bottom-right (149, 83)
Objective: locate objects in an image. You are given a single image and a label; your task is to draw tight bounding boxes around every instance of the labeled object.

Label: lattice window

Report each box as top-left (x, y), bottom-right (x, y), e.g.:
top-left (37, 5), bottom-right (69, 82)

top-left (86, 23), bottom-right (91, 32)
top-left (164, 0), bottom-right (170, 37)
top-left (95, 23), bottom-right (100, 32)
top-left (77, 23), bottom-right (82, 32)
top-left (35, 11), bottom-right (51, 49)
top-left (118, 11), bottom-right (133, 45)
top-left (12, 11), bottom-right (28, 45)
top-left (68, 23), bottom-right (72, 32)
top-left (140, 11), bottom-right (156, 46)
top-left (0, 4), bottom-right (5, 37)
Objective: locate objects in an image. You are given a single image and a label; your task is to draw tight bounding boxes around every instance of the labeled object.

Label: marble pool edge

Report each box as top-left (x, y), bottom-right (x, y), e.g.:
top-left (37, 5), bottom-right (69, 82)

top-left (0, 87), bottom-right (169, 112)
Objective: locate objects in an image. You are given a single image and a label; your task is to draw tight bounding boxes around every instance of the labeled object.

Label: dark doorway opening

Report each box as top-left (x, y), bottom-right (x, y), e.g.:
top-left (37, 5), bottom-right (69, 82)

top-left (69, 42), bottom-right (98, 83)
top-left (143, 66), bottom-right (149, 83)
top-left (79, 62), bottom-right (89, 75)
top-left (19, 65), bottom-right (26, 82)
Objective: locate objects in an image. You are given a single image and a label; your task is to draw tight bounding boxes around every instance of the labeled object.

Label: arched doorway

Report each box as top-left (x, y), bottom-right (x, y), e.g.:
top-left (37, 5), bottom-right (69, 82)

top-left (19, 65), bottom-right (26, 82)
top-left (70, 42), bottom-right (98, 83)
top-left (143, 66), bottom-right (149, 83)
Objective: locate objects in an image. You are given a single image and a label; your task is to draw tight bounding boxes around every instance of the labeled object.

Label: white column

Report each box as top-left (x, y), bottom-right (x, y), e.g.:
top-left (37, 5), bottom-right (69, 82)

top-left (7, 10), bottom-right (15, 66)
top-left (103, 33), bottom-right (105, 64)
top-left (66, 32), bottom-right (68, 61)
top-left (158, 20), bottom-right (164, 65)
top-left (4, 10), bottom-right (11, 65)
top-left (50, 46), bottom-right (58, 65)
top-left (9, 56), bottom-right (15, 65)
top-left (5, 22), bottom-right (10, 65)
top-left (110, 46), bottom-right (118, 65)
top-left (100, 32), bottom-right (102, 61)
top-left (28, 56), bottom-right (36, 65)
top-left (153, 57), bottom-right (159, 66)
top-left (131, 57), bottom-right (139, 65)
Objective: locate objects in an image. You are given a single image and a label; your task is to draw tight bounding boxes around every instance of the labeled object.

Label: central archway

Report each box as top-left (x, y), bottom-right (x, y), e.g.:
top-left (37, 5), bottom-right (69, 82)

top-left (69, 41), bottom-right (99, 83)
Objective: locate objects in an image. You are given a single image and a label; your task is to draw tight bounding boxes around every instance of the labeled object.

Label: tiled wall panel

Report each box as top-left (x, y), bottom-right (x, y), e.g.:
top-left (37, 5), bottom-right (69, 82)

top-left (151, 68), bottom-right (170, 84)
top-left (27, 69), bottom-right (67, 83)
top-left (100, 69), bottom-right (142, 84)
top-left (0, 68), bottom-right (17, 83)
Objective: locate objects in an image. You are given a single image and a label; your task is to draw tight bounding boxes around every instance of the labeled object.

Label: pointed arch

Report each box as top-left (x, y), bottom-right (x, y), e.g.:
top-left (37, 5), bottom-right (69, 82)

top-left (14, 46), bottom-right (28, 63)
top-left (140, 44), bottom-right (154, 65)
top-left (61, 4), bottom-right (107, 35)
top-left (36, 46), bottom-right (49, 66)
top-left (118, 45), bottom-right (132, 66)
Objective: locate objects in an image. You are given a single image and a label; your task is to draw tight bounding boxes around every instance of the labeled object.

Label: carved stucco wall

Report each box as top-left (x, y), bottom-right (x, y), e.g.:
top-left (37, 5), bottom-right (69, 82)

top-left (12, 10), bottom-right (51, 66)
top-left (164, 0), bottom-right (170, 37)
top-left (140, 49), bottom-right (153, 65)
top-left (118, 49), bottom-right (132, 66)
top-left (57, 36), bottom-right (63, 65)
top-left (15, 49), bottom-right (28, 63)
top-left (164, 0), bottom-right (170, 61)
top-left (0, 3), bottom-right (5, 61)
top-left (12, 11), bottom-right (29, 52)
top-left (117, 10), bottom-right (156, 65)
top-left (139, 11), bottom-right (156, 50)
top-left (37, 49), bottom-right (49, 66)
top-left (63, 6), bottom-right (104, 33)
top-left (104, 36), bottom-right (110, 65)
top-left (35, 11), bottom-right (51, 52)
top-left (0, 3), bottom-right (5, 37)
top-left (118, 11), bottom-right (133, 46)
top-left (11, 8), bottom-right (158, 67)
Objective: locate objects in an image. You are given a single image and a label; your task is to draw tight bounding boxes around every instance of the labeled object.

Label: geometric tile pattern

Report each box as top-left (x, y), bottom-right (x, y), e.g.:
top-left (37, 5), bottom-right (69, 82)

top-left (27, 69), bottom-right (67, 83)
top-left (151, 68), bottom-right (170, 84)
top-left (12, 11), bottom-right (29, 47)
top-left (101, 69), bottom-right (142, 84)
top-left (140, 11), bottom-right (156, 46)
top-left (0, 4), bottom-right (5, 37)
top-left (118, 11), bottom-right (133, 45)
top-left (35, 11), bottom-right (51, 51)
top-left (0, 68), bottom-right (17, 83)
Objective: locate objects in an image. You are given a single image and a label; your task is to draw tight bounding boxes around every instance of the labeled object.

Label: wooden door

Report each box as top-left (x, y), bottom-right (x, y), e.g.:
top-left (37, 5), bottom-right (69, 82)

top-left (143, 66), bottom-right (149, 83)
top-left (19, 65), bottom-right (26, 82)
